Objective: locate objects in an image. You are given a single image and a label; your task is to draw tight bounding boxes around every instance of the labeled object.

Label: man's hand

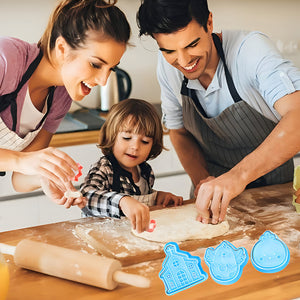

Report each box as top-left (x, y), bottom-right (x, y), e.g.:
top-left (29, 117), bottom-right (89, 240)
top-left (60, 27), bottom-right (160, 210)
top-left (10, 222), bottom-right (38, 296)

top-left (194, 176), bottom-right (215, 198)
top-left (195, 171), bottom-right (247, 224)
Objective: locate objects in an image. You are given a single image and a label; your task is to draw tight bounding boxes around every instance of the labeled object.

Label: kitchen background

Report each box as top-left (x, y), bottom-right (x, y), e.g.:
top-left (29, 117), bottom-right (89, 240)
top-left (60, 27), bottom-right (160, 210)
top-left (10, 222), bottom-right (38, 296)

top-left (1, 0), bottom-right (300, 106)
top-left (0, 0), bottom-right (300, 231)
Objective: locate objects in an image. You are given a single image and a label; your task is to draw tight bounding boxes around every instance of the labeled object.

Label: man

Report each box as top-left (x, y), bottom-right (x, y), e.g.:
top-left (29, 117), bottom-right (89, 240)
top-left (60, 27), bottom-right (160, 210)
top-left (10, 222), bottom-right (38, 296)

top-left (137, 0), bottom-right (300, 224)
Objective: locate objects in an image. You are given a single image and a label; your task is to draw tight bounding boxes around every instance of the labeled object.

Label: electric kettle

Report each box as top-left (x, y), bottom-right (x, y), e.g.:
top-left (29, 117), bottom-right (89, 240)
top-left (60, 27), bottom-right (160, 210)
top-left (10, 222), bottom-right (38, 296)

top-left (100, 67), bottom-right (132, 111)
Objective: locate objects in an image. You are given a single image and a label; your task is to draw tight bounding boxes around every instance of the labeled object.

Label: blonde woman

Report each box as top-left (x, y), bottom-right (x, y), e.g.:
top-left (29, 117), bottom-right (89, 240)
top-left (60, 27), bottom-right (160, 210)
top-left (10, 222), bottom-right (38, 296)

top-left (80, 99), bottom-right (183, 233)
top-left (0, 0), bottom-right (130, 208)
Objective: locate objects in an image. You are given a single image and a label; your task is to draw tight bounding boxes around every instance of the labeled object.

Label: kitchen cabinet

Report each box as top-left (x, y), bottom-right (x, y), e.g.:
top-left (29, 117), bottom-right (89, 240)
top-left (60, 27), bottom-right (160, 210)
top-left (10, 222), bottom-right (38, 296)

top-left (0, 195), bottom-right (82, 232)
top-left (0, 135), bottom-right (190, 232)
top-left (152, 174), bottom-right (191, 198)
top-left (0, 196), bottom-right (40, 232)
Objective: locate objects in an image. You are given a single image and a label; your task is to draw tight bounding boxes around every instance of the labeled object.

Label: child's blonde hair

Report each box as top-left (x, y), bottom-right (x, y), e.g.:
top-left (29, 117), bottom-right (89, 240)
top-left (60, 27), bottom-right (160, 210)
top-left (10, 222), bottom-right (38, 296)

top-left (98, 98), bottom-right (165, 160)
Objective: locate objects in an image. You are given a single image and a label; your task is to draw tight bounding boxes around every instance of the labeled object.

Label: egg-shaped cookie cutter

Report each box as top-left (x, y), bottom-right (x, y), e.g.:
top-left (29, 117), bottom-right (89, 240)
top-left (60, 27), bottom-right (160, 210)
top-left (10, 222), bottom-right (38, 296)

top-left (251, 230), bottom-right (290, 273)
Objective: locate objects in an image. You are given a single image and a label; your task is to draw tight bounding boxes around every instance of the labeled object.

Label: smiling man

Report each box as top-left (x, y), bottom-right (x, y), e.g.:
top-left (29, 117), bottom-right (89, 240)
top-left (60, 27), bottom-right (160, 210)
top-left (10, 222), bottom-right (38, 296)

top-left (137, 0), bottom-right (300, 224)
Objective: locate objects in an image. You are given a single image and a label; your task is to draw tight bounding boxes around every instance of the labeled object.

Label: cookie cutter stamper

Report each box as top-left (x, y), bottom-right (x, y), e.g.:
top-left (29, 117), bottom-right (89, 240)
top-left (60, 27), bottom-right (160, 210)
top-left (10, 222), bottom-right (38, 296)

top-left (147, 219), bottom-right (156, 233)
top-left (204, 240), bottom-right (249, 285)
top-left (72, 163), bottom-right (83, 182)
top-left (251, 230), bottom-right (290, 273)
top-left (159, 242), bottom-right (208, 296)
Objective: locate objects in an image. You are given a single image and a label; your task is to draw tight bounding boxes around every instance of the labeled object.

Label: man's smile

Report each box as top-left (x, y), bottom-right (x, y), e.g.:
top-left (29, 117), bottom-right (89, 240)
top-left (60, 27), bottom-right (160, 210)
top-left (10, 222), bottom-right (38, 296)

top-left (182, 58), bottom-right (200, 72)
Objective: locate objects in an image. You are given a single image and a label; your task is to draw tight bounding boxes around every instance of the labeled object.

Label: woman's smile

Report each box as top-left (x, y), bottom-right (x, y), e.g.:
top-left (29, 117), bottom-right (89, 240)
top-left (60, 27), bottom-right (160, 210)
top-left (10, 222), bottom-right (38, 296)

top-left (81, 81), bottom-right (92, 95)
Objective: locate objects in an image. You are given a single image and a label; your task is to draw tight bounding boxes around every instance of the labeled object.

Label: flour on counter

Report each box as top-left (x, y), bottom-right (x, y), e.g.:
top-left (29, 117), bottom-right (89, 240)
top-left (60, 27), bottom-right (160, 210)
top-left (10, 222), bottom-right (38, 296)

top-left (230, 186), bottom-right (300, 254)
top-left (74, 218), bottom-right (163, 259)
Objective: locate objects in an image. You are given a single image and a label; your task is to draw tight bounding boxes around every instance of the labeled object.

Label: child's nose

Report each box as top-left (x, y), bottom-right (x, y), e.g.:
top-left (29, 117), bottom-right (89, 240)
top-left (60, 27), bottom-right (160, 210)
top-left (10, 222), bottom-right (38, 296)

top-left (130, 140), bottom-right (139, 150)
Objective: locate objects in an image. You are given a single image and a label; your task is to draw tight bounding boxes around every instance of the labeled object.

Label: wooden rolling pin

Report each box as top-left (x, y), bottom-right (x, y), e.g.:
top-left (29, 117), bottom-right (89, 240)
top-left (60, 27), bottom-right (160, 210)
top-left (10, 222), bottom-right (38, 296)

top-left (0, 239), bottom-right (150, 290)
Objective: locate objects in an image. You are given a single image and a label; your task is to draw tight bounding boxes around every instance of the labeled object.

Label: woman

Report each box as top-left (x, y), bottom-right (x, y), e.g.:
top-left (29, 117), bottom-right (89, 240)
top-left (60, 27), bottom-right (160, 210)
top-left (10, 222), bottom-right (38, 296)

top-left (0, 0), bottom-right (130, 208)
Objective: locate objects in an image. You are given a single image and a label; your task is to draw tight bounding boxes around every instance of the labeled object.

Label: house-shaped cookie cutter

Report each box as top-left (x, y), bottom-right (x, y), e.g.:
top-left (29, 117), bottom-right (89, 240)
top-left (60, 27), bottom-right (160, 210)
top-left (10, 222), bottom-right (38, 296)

top-left (159, 242), bottom-right (208, 295)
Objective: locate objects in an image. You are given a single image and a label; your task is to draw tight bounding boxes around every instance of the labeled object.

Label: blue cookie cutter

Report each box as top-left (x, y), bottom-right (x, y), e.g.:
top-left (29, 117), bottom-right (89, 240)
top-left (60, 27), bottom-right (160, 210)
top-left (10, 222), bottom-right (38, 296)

top-left (251, 230), bottom-right (290, 273)
top-left (204, 240), bottom-right (249, 285)
top-left (159, 242), bottom-right (208, 296)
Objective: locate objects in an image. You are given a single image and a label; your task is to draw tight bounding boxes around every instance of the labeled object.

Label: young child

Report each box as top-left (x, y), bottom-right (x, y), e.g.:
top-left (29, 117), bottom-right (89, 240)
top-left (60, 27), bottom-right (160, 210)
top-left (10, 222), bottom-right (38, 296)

top-left (80, 98), bottom-right (183, 233)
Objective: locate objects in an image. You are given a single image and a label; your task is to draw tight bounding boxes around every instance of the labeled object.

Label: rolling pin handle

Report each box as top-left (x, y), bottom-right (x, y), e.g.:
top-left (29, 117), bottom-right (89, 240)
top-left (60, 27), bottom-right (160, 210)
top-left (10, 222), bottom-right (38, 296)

top-left (0, 243), bottom-right (16, 256)
top-left (112, 270), bottom-right (150, 288)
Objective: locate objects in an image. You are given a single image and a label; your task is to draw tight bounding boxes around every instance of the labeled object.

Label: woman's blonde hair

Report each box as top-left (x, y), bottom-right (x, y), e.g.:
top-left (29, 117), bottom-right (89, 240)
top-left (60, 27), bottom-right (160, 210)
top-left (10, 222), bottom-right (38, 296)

top-left (38, 0), bottom-right (130, 62)
top-left (99, 98), bottom-right (165, 160)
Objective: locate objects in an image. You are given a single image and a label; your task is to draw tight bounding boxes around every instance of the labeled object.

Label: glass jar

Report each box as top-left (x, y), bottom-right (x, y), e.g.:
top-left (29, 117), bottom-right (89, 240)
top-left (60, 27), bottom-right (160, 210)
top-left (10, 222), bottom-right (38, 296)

top-left (0, 252), bottom-right (9, 300)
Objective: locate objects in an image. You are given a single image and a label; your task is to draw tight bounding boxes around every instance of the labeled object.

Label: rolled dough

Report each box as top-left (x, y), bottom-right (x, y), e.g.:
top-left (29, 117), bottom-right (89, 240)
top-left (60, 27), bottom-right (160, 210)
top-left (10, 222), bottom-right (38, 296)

top-left (132, 203), bottom-right (229, 243)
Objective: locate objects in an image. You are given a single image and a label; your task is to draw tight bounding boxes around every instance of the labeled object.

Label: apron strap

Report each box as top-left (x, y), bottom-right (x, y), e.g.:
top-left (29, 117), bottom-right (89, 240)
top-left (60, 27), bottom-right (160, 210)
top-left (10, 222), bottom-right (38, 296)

top-left (212, 33), bottom-right (243, 103)
top-left (107, 154), bottom-right (142, 195)
top-left (0, 49), bottom-right (44, 131)
top-left (37, 86), bottom-right (55, 129)
top-left (181, 33), bottom-right (243, 118)
top-left (181, 78), bottom-right (209, 118)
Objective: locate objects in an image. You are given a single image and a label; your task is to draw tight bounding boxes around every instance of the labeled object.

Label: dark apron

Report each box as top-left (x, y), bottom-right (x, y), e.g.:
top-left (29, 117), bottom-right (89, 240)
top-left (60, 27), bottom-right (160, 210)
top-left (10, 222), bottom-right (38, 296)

top-left (181, 33), bottom-right (293, 188)
top-left (0, 49), bottom-right (55, 176)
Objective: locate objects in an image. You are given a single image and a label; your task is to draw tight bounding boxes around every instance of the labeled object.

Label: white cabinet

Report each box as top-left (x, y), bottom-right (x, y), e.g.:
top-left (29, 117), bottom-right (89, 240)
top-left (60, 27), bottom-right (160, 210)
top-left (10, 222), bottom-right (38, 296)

top-left (0, 194), bottom-right (82, 232)
top-left (38, 195), bottom-right (82, 227)
top-left (153, 174), bottom-right (191, 200)
top-left (148, 135), bottom-right (191, 199)
top-left (0, 196), bottom-right (39, 232)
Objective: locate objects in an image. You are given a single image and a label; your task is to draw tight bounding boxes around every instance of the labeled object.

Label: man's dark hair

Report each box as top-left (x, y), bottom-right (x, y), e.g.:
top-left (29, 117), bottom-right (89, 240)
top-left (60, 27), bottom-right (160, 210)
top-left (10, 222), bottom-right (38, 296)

top-left (137, 0), bottom-right (210, 37)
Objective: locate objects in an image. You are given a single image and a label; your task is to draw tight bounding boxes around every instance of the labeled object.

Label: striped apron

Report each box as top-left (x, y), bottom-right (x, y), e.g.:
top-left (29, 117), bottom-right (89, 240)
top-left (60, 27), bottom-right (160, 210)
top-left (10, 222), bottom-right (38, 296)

top-left (0, 49), bottom-right (55, 176)
top-left (181, 33), bottom-right (293, 187)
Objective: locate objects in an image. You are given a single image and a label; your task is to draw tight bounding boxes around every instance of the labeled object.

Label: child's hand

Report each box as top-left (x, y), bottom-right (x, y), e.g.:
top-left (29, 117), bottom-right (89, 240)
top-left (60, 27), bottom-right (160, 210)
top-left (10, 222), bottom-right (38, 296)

top-left (119, 196), bottom-right (150, 233)
top-left (156, 191), bottom-right (183, 207)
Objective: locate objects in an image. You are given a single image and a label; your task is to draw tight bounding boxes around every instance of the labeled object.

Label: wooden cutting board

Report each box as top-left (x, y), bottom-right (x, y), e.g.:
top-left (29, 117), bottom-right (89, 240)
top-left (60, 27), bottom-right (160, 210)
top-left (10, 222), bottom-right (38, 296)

top-left (75, 202), bottom-right (266, 267)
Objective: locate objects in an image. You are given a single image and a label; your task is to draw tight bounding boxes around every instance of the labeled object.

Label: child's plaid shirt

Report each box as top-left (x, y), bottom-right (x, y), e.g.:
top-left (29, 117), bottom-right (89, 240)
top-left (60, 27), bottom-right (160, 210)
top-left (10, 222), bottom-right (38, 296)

top-left (80, 154), bottom-right (155, 218)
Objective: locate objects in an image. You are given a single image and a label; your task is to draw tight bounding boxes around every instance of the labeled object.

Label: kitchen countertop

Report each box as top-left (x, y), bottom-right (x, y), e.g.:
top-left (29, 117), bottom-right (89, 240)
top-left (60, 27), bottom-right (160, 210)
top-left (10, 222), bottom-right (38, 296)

top-left (50, 129), bottom-right (100, 147)
top-left (50, 109), bottom-right (107, 147)
top-left (1, 183), bottom-right (300, 300)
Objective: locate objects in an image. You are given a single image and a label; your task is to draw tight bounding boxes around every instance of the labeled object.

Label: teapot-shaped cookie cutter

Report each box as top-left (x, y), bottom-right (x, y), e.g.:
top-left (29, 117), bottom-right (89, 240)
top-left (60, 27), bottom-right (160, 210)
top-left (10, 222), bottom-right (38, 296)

top-left (204, 240), bottom-right (249, 285)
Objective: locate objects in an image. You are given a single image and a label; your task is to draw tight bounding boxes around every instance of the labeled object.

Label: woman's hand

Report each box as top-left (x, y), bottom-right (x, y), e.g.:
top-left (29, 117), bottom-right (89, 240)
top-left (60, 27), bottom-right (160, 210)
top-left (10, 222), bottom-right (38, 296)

top-left (17, 147), bottom-right (78, 191)
top-left (156, 191), bottom-right (183, 207)
top-left (40, 177), bottom-right (87, 209)
top-left (119, 196), bottom-right (150, 233)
